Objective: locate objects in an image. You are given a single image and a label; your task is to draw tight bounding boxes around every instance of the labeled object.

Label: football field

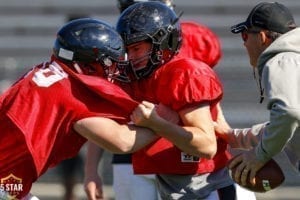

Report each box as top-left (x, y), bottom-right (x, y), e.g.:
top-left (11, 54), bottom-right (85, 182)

top-left (1, 0), bottom-right (300, 199)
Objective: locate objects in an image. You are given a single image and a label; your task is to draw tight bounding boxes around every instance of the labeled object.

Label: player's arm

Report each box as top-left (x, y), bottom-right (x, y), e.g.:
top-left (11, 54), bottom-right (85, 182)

top-left (177, 103), bottom-right (217, 158)
top-left (74, 117), bottom-right (158, 154)
top-left (131, 101), bottom-right (217, 159)
top-left (84, 141), bottom-right (104, 200)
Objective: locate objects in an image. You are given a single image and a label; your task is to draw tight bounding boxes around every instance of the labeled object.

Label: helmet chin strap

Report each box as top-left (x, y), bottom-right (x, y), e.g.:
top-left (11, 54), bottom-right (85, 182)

top-left (73, 62), bottom-right (84, 74)
top-left (73, 62), bottom-right (97, 75)
top-left (130, 51), bottom-right (152, 73)
top-left (129, 48), bottom-right (165, 79)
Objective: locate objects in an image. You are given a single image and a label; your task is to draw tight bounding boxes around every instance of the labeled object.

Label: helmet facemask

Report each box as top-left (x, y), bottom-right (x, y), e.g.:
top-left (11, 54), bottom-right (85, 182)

top-left (132, 26), bottom-right (180, 79)
top-left (101, 56), bottom-right (131, 83)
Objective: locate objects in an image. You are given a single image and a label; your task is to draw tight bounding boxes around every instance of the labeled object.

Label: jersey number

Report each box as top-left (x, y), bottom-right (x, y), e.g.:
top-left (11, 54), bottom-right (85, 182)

top-left (32, 67), bottom-right (68, 87)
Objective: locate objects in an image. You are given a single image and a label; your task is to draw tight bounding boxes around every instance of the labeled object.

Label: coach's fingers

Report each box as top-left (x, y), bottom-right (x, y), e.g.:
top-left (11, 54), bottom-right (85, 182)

top-left (228, 154), bottom-right (243, 169)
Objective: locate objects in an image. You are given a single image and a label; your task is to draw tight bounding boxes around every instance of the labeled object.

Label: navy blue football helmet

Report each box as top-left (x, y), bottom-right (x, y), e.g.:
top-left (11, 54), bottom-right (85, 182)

top-left (116, 2), bottom-right (182, 79)
top-left (53, 18), bottom-right (129, 81)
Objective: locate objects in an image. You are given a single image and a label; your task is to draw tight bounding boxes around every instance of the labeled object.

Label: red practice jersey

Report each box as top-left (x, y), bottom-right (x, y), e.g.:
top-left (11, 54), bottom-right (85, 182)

top-left (131, 58), bottom-right (231, 174)
top-left (0, 60), bottom-right (137, 198)
top-left (176, 21), bottom-right (222, 68)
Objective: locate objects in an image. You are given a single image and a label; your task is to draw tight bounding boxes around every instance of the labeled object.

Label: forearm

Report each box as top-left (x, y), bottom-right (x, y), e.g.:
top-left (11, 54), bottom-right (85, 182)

top-left (89, 124), bottom-right (157, 153)
top-left (150, 118), bottom-right (216, 159)
top-left (227, 123), bottom-right (266, 149)
top-left (84, 141), bottom-right (105, 199)
top-left (75, 117), bottom-right (158, 154)
top-left (125, 125), bottom-right (160, 152)
top-left (85, 141), bottom-right (103, 176)
top-left (131, 102), bottom-right (217, 158)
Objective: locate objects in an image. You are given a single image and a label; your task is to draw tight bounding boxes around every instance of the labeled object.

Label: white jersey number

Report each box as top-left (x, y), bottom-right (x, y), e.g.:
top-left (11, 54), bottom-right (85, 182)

top-left (32, 63), bottom-right (68, 87)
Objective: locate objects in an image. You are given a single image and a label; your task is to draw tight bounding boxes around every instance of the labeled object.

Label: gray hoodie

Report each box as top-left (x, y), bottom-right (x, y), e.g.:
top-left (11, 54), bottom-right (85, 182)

top-left (255, 27), bottom-right (300, 163)
top-left (227, 27), bottom-right (300, 166)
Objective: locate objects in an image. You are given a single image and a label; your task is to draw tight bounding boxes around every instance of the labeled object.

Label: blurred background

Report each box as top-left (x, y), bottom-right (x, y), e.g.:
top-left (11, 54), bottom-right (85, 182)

top-left (0, 0), bottom-right (300, 199)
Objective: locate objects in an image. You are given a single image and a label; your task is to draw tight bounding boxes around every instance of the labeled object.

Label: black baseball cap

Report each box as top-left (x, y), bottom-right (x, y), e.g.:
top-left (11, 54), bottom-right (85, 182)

top-left (231, 2), bottom-right (296, 34)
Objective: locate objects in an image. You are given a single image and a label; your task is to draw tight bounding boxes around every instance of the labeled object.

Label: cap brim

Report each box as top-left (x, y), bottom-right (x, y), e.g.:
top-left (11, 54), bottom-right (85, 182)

top-left (231, 22), bottom-right (248, 34)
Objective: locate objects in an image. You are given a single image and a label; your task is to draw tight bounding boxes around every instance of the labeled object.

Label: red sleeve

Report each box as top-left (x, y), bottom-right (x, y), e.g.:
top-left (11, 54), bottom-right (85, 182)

top-left (71, 73), bottom-right (138, 123)
top-left (59, 60), bottom-right (139, 117)
top-left (155, 58), bottom-right (223, 111)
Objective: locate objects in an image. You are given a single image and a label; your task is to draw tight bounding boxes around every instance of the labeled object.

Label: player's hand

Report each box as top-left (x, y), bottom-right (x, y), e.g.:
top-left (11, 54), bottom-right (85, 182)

top-left (84, 174), bottom-right (104, 200)
top-left (131, 101), bottom-right (179, 126)
top-left (130, 101), bottom-right (160, 128)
